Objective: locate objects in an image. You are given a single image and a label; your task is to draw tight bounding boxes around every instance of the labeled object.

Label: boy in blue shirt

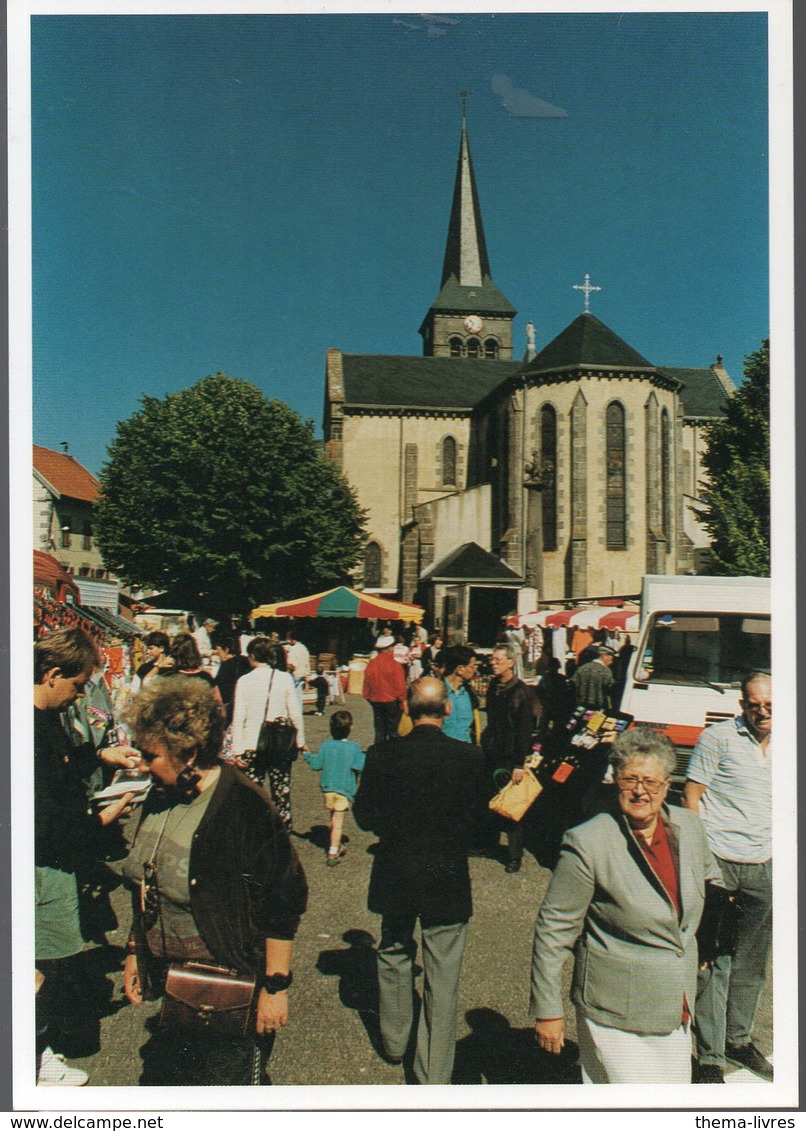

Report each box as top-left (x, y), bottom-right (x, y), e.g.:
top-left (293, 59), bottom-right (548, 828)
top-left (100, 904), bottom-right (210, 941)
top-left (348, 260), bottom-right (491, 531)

top-left (304, 710), bottom-right (365, 866)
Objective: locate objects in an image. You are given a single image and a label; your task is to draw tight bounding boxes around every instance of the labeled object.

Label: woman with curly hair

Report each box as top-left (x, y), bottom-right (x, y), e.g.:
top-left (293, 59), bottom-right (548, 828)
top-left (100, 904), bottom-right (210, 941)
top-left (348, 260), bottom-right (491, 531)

top-left (119, 677), bottom-right (308, 1086)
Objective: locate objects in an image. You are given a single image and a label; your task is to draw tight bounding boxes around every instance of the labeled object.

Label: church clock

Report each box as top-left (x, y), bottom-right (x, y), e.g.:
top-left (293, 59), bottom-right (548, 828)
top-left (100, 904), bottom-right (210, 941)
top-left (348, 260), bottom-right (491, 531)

top-left (463, 314), bottom-right (484, 333)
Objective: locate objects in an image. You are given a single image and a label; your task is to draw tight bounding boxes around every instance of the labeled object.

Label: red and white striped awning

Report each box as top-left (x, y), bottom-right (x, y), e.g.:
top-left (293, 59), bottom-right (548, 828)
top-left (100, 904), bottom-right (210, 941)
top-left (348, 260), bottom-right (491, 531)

top-left (508, 603), bottom-right (640, 632)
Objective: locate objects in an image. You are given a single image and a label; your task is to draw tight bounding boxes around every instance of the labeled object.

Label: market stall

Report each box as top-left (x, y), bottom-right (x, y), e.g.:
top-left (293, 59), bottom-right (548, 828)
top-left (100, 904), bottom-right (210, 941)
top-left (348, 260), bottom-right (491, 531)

top-left (251, 586), bottom-right (426, 693)
top-left (251, 585), bottom-right (424, 623)
top-left (33, 550), bottom-right (145, 708)
top-left (505, 602), bottom-right (640, 672)
top-left (507, 603), bottom-right (639, 632)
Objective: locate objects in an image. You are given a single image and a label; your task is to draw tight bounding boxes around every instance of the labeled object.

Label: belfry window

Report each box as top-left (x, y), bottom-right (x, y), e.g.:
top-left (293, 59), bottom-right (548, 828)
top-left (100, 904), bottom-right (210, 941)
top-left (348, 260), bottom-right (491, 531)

top-left (605, 401), bottom-right (627, 548)
top-left (442, 436), bottom-right (457, 486)
top-left (540, 405), bottom-right (557, 551)
top-left (449, 337), bottom-right (463, 357)
top-left (484, 338), bottom-right (499, 359)
top-left (466, 337), bottom-right (481, 358)
top-left (364, 541), bottom-right (382, 588)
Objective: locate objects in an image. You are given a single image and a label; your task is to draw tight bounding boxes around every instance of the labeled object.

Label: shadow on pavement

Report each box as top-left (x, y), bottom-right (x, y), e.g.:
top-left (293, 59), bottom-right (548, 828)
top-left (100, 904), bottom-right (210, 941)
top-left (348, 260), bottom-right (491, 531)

top-left (38, 944), bottom-right (128, 1059)
top-left (316, 929), bottom-right (385, 1056)
top-left (294, 823), bottom-right (331, 851)
top-left (293, 824), bottom-right (352, 852)
top-left (452, 1008), bottom-right (581, 1084)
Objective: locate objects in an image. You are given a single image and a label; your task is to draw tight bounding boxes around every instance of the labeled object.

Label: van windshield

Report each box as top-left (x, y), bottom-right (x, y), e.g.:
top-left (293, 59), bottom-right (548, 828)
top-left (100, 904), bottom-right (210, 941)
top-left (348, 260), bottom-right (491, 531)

top-left (634, 612), bottom-right (770, 687)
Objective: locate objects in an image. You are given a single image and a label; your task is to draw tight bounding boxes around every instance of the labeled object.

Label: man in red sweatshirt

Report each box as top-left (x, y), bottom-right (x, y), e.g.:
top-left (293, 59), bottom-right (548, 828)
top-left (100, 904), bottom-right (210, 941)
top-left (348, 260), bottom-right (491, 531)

top-left (363, 636), bottom-right (407, 744)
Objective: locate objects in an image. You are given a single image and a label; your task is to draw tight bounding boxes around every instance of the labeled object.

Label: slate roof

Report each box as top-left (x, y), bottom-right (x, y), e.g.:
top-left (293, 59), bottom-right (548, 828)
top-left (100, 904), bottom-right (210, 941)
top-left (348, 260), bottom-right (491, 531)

top-left (523, 312), bottom-right (654, 373)
top-left (422, 541), bottom-right (522, 582)
top-left (659, 366), bottom-right (732, 418)
top-left (340, 354), bottom-right (520, 410)
top-left (428, 276), bottom-right (517, 316)
top-left (33, 445), bottom-right (100, 503)
top-left (336, 314), bottom-right (729, 419)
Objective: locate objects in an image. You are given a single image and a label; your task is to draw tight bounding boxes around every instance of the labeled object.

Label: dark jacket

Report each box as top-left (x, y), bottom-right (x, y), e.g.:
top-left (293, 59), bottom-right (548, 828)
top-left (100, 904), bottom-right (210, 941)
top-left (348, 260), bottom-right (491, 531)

top-left (353, 725), bottom-right (485, 924)
top-left (536, 671), bottom-right (575, 724)
top-left (130, 762), bottom-right (308, 975)
top-left (481, 676), bottom-right (535, 773)
top-left (572, 658), bottom-right (614, 709)
top-left (35, 706), bottom-right (105, 872)
top-left (214, 654), bottom-right (252, 723)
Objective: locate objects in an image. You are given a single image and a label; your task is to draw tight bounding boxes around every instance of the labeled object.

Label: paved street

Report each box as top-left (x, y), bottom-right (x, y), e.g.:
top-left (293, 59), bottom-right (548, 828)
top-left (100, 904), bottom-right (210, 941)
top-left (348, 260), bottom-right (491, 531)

top-left (70, 693), bottom-right (772, 1090)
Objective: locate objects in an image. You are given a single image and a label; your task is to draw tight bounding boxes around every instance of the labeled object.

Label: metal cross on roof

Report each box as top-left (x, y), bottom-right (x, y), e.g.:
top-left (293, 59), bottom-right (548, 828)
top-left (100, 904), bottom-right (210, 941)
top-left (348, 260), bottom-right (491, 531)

top-left (573, 273), bottom-right (602, 312)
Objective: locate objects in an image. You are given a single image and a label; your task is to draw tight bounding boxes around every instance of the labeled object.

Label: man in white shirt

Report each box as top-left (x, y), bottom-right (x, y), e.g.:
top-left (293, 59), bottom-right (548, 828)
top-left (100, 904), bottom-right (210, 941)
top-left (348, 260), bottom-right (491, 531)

top-left (683, 671), bottom-right (772, 1083)
top-left (284, 630), bottom-right (311, 704)
top-left (192, 617), bottom-right (218, 660)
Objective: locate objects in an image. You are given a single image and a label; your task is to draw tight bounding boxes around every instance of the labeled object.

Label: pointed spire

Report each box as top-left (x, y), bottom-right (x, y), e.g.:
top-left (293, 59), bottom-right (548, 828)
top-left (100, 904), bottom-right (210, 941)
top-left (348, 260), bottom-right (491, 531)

top-left (440, 101), bottom-right (492, 288)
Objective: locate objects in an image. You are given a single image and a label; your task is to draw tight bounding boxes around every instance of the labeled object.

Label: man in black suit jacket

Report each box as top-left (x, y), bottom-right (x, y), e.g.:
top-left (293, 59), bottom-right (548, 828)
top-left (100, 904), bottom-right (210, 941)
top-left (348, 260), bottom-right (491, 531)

top-left (353, 677), bottom-right (485, 1085)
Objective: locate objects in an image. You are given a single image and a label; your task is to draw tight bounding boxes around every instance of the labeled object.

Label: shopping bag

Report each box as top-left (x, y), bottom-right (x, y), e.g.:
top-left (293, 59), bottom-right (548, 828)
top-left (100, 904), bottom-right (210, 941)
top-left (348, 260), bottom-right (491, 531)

top-left (488, 768), bottom-right (542, 821)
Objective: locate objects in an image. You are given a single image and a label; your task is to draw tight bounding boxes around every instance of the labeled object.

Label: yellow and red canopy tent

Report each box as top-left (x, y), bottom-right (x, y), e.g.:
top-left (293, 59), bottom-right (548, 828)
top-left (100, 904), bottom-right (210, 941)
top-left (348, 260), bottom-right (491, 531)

top-left (251, 586), bottom-right (424, 624)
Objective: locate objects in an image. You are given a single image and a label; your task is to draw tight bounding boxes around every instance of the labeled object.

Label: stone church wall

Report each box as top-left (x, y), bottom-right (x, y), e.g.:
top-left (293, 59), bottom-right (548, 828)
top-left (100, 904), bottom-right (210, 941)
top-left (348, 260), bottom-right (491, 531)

top-left (518, 375), bottom-right (680, 600)
top-left (414, 483), bottom-right (492, 567)
top-left (340, 410), bottom-right (472, 592)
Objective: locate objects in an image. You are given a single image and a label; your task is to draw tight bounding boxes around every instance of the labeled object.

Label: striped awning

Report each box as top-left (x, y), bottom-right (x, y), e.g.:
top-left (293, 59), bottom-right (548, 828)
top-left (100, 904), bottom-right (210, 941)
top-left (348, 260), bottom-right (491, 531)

top-left (252, 586), bottom-right (424, 624)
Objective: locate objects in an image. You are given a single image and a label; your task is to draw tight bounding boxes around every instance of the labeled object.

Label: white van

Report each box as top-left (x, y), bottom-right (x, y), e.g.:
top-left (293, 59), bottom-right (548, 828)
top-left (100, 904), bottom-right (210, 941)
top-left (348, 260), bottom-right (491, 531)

top-left (620, 575), bottom-right (770, 778)
top-left (133, 609), bottom-right (200, 638)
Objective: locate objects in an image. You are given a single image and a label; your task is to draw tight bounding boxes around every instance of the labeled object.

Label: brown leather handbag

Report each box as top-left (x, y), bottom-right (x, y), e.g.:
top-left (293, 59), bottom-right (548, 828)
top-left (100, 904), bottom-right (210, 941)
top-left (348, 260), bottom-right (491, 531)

top-left (160, 961), bottom-right (258, 1038)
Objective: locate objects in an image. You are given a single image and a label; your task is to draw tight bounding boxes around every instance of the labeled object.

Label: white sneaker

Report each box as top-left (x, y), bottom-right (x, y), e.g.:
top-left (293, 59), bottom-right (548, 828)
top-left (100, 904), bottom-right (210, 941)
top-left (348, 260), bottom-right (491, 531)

top-left (37, 1047), bottom-right (88, 1086)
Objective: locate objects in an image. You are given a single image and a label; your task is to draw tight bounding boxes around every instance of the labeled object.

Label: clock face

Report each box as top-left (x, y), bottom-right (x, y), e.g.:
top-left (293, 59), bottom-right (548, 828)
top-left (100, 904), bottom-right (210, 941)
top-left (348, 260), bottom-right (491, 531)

top-left (463, 314), bottom-right (483, 334)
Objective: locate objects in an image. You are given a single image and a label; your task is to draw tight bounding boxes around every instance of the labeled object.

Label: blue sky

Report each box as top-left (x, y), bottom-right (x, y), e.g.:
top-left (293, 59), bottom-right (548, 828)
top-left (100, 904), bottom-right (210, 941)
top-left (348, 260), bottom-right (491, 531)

top-left (30, 10), bottom-right (769, 476)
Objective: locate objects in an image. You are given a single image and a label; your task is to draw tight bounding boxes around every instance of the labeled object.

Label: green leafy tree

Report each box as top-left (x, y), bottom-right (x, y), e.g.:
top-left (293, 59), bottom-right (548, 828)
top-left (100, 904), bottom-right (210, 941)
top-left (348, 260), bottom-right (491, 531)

top-left (95, 374), bottom-right (367, 617)
top-left (697, 339), bottom-right (770, 576)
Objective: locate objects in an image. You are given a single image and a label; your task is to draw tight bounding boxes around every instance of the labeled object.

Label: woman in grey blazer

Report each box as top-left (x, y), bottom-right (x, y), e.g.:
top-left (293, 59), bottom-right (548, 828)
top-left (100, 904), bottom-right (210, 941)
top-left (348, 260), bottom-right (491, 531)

top-left (530, 728), bottom-right (722, 1084)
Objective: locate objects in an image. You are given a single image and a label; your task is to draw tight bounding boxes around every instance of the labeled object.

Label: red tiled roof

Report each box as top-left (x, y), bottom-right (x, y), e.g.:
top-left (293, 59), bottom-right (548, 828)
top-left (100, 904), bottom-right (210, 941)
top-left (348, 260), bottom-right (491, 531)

top-left (33, 549), bottom-right (81, 597)
top-left (33, 445), bottom-right (100, 504)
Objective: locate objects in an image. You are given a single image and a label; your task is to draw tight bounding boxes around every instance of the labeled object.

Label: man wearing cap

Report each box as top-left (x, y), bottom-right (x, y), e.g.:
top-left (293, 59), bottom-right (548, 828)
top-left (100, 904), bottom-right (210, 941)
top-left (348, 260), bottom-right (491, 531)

top-left (362, 635), bottom-right (407, 745)
top-left (571, 645), bottom-right (615, 711)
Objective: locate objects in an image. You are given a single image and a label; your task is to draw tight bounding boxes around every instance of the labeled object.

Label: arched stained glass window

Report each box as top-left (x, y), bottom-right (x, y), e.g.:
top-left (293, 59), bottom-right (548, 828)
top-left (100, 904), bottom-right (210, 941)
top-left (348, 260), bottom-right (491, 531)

top-left (606, 401), bottom-right (626, 548)
top-left (442, 436), bottom-right (457, 486)
top-left (540, 405), bottom-right (557, 551)
top-left (364, 541), bottom-right (382, 588)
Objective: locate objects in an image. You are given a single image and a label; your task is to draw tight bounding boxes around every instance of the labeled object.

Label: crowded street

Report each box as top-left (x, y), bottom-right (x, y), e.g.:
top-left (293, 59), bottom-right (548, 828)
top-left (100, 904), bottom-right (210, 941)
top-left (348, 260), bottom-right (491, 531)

top-left (67, 693), bottom-right (772, 1091)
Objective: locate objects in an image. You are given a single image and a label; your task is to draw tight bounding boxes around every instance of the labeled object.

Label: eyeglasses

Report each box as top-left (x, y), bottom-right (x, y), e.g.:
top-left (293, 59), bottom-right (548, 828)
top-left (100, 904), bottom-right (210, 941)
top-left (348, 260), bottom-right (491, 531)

top-left (616, 775), bottom-right (668, 795)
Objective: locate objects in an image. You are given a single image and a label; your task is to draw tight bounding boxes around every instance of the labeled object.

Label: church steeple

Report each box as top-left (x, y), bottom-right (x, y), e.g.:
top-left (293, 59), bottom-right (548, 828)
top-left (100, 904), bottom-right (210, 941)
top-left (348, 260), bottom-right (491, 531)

top-left (440, 109), bottom-right (492, 289)
top-left (419, 107), bottom-right (516, 359)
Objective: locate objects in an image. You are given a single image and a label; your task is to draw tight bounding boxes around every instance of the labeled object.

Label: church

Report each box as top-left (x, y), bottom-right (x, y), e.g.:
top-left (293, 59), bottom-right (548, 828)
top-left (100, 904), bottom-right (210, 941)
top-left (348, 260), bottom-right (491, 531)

top-left (323, 115), bottom-right (734, 645)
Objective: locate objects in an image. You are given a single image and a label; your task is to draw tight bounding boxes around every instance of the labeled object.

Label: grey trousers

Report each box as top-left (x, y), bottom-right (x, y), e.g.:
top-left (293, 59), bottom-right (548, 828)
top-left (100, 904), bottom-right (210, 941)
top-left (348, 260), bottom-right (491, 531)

top-left (695, 857), bottom-right (772, 1065)
top-left (377, 914), bottom-right (468, 1085)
